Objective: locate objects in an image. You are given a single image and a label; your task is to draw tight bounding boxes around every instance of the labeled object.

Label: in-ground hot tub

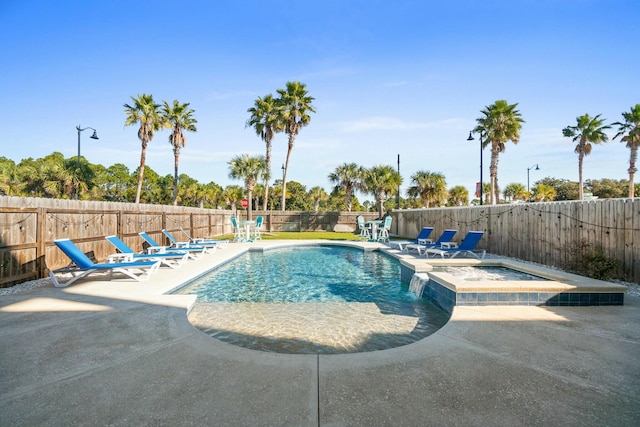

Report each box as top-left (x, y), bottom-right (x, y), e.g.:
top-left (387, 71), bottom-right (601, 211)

top-left (393, 256), bottom-right (628, 314)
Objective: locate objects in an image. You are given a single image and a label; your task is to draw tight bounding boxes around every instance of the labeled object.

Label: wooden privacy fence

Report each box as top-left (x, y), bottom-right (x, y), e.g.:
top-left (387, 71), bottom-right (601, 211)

top-left (0, 196), bottom-right (379, 287)
top-left (393, 198), bottom-right (640, 283)
top-left (1, 196), bottom-right (637, 285)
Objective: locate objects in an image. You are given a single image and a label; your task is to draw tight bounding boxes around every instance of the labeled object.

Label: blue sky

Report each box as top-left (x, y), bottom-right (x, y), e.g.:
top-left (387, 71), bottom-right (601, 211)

top-left (1, 0), bottom-right (638, 200)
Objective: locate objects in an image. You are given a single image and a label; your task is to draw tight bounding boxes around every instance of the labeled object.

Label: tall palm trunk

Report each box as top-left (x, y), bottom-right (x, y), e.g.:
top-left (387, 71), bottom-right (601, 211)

top-left (247, 188), bottom-right (253, 220)
top-left (173, 150), bottom-right (180, 206)
top-left (377, 194), bottom-right (384, 217)
top-left (346, 189), bottom-right (353, 212)
top-left (578, 150), bottom-right (585, 200)
top-left (263, 138), bottom-right (272, 210)
top-left (628, 146), bottom-right (637, 198)
top-left (489, 141), bottom-right (500, 205)
top-left (135, 140), bottom-right (147, 204)
top-left (281, 135), bottom-right (294, 211)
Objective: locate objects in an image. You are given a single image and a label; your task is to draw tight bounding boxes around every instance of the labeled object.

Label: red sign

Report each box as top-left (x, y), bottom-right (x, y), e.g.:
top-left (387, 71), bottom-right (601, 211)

top-left (241, 198), bottom-right (248, 208)
top-left (475, 182), bottom-right (481, 198)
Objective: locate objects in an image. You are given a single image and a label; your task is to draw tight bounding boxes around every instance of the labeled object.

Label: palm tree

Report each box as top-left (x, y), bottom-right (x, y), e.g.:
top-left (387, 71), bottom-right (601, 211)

top-left (253, 183), bottom-right (265, 210)
top-left (562, 114), bottom-right (611, 200)
top-left (246, 94), bottom-right (283, 210)
top-left (228, 154), bottom-right (266, 220)
top-left (308, 186), bottom-right (328, 212)
top-left (482, 182), bottom-right (491, 205)
top-left (161, 100), bottom-right (198, 205)
top-left (503, 183), bottom-right (527, 202)
top-left (124, 94), bottom-right (162, 204)
top-left (276, 81), bottom-right (316, 211)
top-left (407, 171), bottom-right (448, 207)
top-left (63, 155), bottom-right (91, 199)
top-left (531, 183), bottom-right (557, 202)
top-left (328, 163), bottom-right (366, 212)
top-left (364, 165), bottom-right (402, 217)
top-left (612, 104), bottom-right (640, 198)
top-left (0, 157), bottom-right (22, 195)
top-left (475, 100), bottom-right (524, 204)
top-left (223, 185), bottom-right (245, 213)
top-left (200, 182), bottom-right (223, 209)
top-left (447, 185), bottom-right (469, 206)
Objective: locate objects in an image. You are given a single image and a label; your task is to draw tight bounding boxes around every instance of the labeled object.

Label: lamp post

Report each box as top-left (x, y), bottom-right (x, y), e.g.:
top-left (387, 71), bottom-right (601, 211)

top-left (527, 163), bottom-right (540, 201)
top-left (75, 125), bottom-right (99, 199)
top-left (467, 130), bottom-right (484, 205)
top-left (396, 154), bottom-right (400, 209)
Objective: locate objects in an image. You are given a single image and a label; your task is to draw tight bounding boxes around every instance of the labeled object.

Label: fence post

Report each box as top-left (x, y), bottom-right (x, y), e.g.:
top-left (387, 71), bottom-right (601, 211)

top-left (117, 210), bottom-right (124, 237)
top-left (36, 208), bottom-right (46, 279)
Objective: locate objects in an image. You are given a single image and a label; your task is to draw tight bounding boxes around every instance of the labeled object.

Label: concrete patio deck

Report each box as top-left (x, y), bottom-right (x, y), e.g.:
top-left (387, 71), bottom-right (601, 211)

top-left (1, 241), bottom-right (638, 426)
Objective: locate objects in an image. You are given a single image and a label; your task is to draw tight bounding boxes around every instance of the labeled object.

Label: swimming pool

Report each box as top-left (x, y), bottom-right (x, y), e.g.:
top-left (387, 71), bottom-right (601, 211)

top-left (174, 245), bottom-right (450, 354)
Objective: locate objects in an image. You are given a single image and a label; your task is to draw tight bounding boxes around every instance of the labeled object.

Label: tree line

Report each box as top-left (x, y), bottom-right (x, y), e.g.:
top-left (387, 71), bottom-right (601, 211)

top-left (2, 85), bottom-right (638, 210)
top-left (1, 151), bottom-right (634, 212)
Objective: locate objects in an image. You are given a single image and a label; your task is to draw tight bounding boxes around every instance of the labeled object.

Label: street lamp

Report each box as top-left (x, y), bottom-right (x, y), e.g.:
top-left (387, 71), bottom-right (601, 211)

top-left (527, 164), bottom-right (540, 201)
top-left (396, 154), bottom-right (400, 209)
top-left (76, 125), bottom-right (99, 199)
top-left (467, 130), bottom-right (484, 205)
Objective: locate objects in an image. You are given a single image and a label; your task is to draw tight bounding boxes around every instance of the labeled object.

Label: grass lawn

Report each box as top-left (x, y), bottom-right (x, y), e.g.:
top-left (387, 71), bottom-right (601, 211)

top-left (218, 231), bottom-right (403, 241)
top-left (220, 231), bottom-right (363, 241)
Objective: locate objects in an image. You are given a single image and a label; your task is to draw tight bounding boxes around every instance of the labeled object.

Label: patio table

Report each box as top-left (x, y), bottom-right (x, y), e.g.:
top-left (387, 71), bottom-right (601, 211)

top-left (239, 220), bottom-right (255, 242)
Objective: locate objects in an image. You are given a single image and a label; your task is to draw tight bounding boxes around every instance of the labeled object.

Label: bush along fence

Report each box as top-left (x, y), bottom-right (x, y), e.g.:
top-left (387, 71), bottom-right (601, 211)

top-left (0, 196), bottom-right (379, 287)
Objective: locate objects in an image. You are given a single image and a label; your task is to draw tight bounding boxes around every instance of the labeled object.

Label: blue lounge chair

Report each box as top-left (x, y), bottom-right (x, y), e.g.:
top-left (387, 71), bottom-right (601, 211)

top-left (49, 238), bottom-right (161, 288)
top-left (105, 235), bottom-right (191, 268)
top-left (425, 231), bottom-right (486, 258)
top-left (138, 232), bottom-right (209, 257)
top-left (405, 229), bottom-right (457, 255)
top-left (162, 229), bottom-right (218, 252)
top-left (388, 227), bottom-right (434, 251)
top-left (178, 228), bottom-right (229, 248)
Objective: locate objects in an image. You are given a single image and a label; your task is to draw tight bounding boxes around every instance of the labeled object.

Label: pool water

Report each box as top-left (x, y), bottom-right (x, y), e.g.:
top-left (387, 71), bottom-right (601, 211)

top-left (174, 245), bottom-right (450, 354)
top-left (431, 266), bottom-right (548, 281)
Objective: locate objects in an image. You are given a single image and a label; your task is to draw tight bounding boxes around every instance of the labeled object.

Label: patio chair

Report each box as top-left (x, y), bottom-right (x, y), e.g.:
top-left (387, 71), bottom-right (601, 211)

top-left (387, 227), bottom-right (433, 251)
top-left (357, 215), bottom-right (371, 240)
top-left (405, 229), bottom-right (457, 255)
top-left (49, 238), bottom-right (161, 288)
top-left (178, 228), bottom-right (229, 248)
top-left (138, 232), bottom-right (210, 257)
top-left (425, 231), bottom-right (486, 258)
top-left (376, 216), bottom-right (393, 243)
top-left (105, 235), bottom-right (191, 268)
top-left (230, 215), bottom-right (245, 242)
top-left (252, 216), bottom-right (264, 241)
top-left (162, 229), bottom-right (218, 252)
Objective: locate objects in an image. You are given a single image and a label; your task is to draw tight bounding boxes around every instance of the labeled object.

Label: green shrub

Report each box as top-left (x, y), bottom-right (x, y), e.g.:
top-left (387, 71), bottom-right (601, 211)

top-left (562, 240), bottom-right (619, 280)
